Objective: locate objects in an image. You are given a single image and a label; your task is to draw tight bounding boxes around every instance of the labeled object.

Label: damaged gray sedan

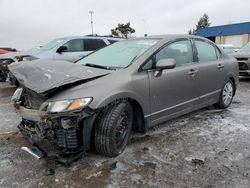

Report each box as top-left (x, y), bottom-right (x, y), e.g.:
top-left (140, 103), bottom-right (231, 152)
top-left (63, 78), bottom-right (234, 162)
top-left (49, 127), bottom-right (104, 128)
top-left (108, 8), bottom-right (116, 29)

top-left (9, 35), bottom-right (239, 163)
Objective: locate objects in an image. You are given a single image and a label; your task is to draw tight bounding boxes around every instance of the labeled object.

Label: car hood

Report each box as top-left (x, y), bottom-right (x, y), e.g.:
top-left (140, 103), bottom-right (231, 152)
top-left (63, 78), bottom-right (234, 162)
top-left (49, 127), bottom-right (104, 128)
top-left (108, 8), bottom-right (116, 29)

top-left (230, 51), bottom-right (250, 58)
top-left (8, 59), bottom-right (113, 95)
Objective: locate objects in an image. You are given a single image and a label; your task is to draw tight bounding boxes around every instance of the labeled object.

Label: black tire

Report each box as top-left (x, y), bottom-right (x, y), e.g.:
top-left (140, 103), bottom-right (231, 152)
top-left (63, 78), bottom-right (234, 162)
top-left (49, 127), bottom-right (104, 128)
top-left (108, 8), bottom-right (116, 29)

top-left (94, 101), bottom-right (133, 157)
top-left (214, 80), bottom-right (234, 109)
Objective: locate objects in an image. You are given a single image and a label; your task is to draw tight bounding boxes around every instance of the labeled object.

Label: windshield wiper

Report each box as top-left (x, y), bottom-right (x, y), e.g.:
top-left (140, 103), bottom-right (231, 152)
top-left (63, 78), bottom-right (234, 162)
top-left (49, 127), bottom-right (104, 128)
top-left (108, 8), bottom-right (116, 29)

top-left (84, 63), bottom-right (116, 70)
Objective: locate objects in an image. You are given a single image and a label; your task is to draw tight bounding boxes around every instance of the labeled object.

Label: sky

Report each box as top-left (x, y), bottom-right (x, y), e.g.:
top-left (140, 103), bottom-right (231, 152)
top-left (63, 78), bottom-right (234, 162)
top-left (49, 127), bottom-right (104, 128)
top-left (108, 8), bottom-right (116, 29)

top-left (1, 0), bottom-right (250, 50)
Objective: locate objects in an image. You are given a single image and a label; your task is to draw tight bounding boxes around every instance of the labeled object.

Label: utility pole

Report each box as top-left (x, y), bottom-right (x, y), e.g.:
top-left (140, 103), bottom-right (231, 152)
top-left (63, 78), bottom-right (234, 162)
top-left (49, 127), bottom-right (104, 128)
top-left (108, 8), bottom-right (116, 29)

top-left (89, 10), bottom-right (94, 35)
top-left (142, 19), bottom-right (147, 37)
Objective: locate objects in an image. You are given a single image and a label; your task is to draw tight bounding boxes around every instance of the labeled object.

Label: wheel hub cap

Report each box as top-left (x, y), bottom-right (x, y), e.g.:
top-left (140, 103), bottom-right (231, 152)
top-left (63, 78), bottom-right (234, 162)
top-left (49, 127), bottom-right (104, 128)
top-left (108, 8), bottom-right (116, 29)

top-left (115, 111), bottom-right (129, 147)
top-left (222, 82), bottom-right (233, 106)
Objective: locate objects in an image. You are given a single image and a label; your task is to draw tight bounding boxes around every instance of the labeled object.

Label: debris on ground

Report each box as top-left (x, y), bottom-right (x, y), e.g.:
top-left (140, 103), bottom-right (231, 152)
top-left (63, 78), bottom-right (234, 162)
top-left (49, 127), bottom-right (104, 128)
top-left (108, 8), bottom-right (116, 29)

top-left (43, 168), bottom-right (55, 176)
top-left (142, 147), bottom-right (149, 151)
top-left (192, 158), bottom-right (205, 166)
top-left (142, 161), bottom-right (157, 170)
top-left (218, 148), bottom-right (228, 155)
top-left (85, 171), bottom-right (102, 180)
top-left (0, 159), bottom-right (12, 166)
top-left (0, 131), bottom-right (18, 136)
top-left (110, 161), bottom-right (117, 171)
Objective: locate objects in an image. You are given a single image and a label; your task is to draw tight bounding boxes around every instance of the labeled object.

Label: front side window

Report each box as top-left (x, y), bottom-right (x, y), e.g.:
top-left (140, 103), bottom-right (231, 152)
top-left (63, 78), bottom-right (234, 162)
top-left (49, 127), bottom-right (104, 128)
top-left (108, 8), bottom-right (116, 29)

top-left (77, 39), bottom-right (160, 68)
top-left (84, 39), bottom-right (107, 51)
top-left (155, 40), bottom-right (193, 67)
top-left (63, 39), bottom-right (84, 52)
top-left (195, 40), bottom-right (217, 62)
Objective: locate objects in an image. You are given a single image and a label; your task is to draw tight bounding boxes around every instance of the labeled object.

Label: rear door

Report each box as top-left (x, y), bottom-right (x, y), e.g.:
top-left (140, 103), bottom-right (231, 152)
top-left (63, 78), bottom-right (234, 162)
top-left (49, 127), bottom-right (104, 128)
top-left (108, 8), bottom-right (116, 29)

top-left (146, 39), bottom-right (200, 125)
top-left (83, 39), bottom-right (107, 55)
top-left (194, 39), bottom-right (226, 104)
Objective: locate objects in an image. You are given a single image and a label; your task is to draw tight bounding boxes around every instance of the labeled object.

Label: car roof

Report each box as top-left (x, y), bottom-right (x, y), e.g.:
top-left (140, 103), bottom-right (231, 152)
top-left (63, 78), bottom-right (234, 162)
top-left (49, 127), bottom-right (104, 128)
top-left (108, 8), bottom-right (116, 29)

top-left (128, 34), bottom-right (207, 42)
top-left (53, 36), bottom-right (124, 41)
top-left (135, 34), bottom-right (205, 40)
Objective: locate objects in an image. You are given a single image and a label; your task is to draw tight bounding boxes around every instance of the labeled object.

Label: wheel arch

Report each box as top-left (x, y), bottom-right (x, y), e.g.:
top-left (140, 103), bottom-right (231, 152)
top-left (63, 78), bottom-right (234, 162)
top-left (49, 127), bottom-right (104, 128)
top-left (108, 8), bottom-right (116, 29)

top-left (226, 72), bottom-right (238, 96)
top-left (89, 92), bottom-right (148, 132)
top-left (86, 96), bottom-right (147, 153)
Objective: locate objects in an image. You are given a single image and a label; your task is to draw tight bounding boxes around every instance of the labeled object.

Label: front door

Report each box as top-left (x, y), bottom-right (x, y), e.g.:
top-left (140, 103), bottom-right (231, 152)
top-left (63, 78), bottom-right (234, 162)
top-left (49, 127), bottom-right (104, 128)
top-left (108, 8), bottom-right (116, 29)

top-left (147, 39), bottom-right (200, 125)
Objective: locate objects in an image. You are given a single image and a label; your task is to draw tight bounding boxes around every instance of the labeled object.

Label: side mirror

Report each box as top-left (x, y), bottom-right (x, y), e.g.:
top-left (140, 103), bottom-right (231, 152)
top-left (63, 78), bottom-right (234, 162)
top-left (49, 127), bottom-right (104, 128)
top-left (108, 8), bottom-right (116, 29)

top-left (56, 46), bottom-right (68, 54)
top-left (155, 58), bottom-right (176, 70)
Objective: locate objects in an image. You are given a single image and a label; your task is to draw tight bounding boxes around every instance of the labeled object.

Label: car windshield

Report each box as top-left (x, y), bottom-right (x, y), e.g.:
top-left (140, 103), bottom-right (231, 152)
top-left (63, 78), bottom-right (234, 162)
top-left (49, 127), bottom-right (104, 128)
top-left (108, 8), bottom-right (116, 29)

top-left (238, 43), bottom-right (250, 52)
top-left (76, 39), bottom-right (160, 68)
top-left (39, 39), bottom-right (66, 50)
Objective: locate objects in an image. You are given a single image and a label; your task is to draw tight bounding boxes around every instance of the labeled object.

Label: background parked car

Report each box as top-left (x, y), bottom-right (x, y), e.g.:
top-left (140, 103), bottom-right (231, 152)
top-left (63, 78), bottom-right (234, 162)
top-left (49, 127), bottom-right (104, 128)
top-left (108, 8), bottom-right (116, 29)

top-left (0, 35), bottom-right (123, 82)
top-left (0, 49), bottom-right (11, 54)
top-left (218, 44), bottom-right (240, 54)
top-left (231, 43), bottom-right (250, 76)
top-left (0, 48), bottom-right (17, 52)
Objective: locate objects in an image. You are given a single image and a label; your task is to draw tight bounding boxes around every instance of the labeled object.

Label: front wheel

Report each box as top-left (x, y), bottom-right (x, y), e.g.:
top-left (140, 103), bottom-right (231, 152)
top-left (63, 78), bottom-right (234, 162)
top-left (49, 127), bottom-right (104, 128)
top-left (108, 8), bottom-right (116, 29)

top-left (214, 80), bottom-right (234, 109)
top-left (94, 101), bottom-right (133, 157)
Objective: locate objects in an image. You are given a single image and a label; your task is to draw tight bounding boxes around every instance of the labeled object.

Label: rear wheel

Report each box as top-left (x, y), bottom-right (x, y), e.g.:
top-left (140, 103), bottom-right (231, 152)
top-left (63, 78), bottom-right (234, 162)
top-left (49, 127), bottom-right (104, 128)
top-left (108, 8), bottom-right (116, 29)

top-left (214, 80), bottom-right (234, 109)
top-left (94, 101), bottom-right (133, 157)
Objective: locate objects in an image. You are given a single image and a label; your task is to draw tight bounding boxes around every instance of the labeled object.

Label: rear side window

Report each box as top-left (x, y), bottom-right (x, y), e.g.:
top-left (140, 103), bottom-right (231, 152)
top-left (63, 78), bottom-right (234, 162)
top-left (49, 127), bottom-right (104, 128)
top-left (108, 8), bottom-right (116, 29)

top-left (195, 40), bottom-right (217, 62)
top-left (63, 39), bottom-right (84, 52)
top-left (84, 39), bottom-right (107, 51)
top-left (155, 40), bottom-right (193, 67)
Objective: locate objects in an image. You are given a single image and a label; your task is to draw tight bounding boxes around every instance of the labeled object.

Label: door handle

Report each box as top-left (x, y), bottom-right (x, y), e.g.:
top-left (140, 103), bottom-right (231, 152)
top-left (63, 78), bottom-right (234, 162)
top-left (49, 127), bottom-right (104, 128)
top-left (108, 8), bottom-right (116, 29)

top-left (188, 69), bottom-right (198, 76)
top-left (217, 64), bottom-right (224, 69)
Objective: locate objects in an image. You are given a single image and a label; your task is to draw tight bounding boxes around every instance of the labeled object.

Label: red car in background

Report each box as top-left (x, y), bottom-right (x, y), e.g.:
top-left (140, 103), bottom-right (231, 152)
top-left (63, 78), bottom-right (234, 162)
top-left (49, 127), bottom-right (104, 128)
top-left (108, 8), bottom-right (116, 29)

top-left (0, 49), bottom-right (11, 54)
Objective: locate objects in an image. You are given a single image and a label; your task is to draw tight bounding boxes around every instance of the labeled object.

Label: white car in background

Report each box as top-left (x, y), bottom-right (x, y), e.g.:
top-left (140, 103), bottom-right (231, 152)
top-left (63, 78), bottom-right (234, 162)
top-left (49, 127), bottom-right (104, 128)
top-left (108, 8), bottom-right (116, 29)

top-left (0, 36), bottom-right (123, 63)
top-left (218, 44), bottom-right (240, 54)
top-left (0, 35), bottom-right (123, 82)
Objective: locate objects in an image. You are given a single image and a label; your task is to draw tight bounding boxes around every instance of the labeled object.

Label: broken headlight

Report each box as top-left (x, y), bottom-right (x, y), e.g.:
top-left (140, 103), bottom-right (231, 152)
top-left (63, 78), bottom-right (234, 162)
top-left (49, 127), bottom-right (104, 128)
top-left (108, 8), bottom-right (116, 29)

top-left (45, 98), bottom-right (92, 113)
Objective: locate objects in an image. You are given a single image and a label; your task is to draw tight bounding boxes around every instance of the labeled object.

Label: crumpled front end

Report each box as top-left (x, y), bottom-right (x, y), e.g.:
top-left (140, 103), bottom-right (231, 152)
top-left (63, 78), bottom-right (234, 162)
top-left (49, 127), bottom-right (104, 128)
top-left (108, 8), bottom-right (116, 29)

top-left (12, 87), bottom-right (97, 161)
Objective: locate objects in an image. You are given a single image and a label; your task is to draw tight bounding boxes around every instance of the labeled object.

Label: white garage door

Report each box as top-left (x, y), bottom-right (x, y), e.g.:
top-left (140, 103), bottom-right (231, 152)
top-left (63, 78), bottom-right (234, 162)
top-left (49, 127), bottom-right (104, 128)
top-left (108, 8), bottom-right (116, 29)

top-left (224, 35), bottom-right (243, 47)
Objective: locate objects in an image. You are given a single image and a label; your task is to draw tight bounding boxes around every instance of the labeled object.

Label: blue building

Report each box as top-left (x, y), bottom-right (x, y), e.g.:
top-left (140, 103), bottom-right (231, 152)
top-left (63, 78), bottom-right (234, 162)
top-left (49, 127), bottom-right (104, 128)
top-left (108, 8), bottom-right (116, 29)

top-left (197, 22), bottom-right (250, 47)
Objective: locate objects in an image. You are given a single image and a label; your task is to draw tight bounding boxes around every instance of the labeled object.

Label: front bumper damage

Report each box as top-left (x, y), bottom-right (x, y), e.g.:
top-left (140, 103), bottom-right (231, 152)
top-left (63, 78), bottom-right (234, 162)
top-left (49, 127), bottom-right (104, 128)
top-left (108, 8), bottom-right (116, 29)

top-left (14, 102), bottom-right (97, 164)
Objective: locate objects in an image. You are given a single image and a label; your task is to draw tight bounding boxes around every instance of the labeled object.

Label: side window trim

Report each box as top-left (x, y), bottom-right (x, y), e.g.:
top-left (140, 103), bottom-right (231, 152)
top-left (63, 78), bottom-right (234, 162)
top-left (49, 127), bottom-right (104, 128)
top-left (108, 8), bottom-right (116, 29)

top-left (215, 46), bottom-right (222, 59)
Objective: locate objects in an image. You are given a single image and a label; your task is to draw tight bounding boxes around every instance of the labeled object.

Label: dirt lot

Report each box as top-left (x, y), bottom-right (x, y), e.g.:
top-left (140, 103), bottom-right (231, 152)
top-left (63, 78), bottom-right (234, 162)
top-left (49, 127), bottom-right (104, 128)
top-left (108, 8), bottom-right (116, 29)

top-left (1, 79), bottom-right (250, 188)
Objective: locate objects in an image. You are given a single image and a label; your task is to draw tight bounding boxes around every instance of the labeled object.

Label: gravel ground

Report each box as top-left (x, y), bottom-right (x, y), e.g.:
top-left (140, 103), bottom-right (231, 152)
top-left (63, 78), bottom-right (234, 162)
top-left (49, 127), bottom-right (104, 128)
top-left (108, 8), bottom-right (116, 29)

top-left (1, 79), bottom-right (250, 188)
